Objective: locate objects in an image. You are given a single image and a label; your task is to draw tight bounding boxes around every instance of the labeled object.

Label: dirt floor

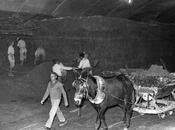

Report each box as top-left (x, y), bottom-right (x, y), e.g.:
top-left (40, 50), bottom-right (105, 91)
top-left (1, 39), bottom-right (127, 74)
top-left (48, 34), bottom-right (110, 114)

top-left (0, 62), bottom-right (175, 130)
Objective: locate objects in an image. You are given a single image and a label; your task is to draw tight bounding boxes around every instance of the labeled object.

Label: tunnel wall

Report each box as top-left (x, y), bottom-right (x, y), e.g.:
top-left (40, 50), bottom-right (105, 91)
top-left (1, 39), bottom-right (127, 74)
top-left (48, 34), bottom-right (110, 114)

top-left (0, 16), bottom-right (175, 72)
top-left (30, 16), bottom-right (175, 72)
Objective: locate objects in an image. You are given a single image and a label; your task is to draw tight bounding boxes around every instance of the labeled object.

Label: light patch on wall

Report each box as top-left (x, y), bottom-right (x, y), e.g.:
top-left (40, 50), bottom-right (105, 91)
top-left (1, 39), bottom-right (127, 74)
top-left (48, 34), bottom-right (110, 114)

top-left (128, 0), bottom-right (133, 4)
top-left (121, 0), bottom-right (133, 4)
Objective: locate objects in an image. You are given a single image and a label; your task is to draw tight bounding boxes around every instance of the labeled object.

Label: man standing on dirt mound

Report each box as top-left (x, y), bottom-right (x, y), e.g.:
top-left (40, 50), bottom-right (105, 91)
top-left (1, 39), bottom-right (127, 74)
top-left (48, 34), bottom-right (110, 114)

top-left (52, 59), bottom-right (73, 83)
top-left (34, 46), bottom-right (46, 65)
top-left (41, 72), bottom-right (69, 129)
top-left (8, 41), bottom-right (15, 76)
top-left (17, 37), bottom-right (27, 65)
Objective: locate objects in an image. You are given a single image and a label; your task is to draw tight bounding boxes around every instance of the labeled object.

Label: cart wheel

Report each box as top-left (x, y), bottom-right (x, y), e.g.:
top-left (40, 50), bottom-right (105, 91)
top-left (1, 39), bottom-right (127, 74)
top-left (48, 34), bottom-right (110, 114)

top-left (168, 111), bottom-right (173, 116)
top-left (158, 113), bottom-right (165, 119)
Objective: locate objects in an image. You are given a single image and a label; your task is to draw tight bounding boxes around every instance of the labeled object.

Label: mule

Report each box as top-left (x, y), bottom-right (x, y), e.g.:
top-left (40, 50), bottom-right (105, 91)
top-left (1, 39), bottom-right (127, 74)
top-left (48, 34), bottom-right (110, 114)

top-left (72, 70), bottom-right (135, 130)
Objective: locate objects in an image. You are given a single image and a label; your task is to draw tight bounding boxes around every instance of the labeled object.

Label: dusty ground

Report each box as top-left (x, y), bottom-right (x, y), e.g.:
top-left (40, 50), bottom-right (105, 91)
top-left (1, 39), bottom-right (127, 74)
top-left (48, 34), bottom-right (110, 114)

top-left (0, 63), bottom-right (175, 130)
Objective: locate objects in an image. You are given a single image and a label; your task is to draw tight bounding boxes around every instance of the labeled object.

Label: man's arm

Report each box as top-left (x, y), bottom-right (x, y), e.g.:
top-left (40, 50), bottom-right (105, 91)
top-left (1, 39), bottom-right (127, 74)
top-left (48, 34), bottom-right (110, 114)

top-left (60, 84), bottom-right (68, 106)
top-left (62, 66), bottom-right (72, 71)
top-left (41, 83), bottom-right (50, 103)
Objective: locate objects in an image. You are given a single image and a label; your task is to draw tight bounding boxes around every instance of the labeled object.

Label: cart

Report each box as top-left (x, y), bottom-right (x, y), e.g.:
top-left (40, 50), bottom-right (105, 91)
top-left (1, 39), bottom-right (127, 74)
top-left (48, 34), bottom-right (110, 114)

top-left (120, 65), bottom-right (175, 118)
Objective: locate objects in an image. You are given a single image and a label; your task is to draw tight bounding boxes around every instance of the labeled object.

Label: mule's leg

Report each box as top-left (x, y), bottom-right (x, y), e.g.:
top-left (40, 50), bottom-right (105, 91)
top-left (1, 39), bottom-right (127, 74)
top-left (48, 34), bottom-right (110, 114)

top-left (125, 107), bottom-right (133, 129)
top-left (95, 114), bottom-right (100, 130)
top-left (101, 111), bottom-right (108, 130)
top-left (122, 99), bottom-right (127, 124)
top-left (122, 106), bottom-right (127, 124)
top-left (96, 108), bottom-right (108, 130)
top-left (94, 107), bottom-right (100, 130)
top-left (78, 107), bottom-right (81, 117)
top-left (95, 115), bottom-right (101, 130)
top-left (95, 109), bottom-right (106, 130)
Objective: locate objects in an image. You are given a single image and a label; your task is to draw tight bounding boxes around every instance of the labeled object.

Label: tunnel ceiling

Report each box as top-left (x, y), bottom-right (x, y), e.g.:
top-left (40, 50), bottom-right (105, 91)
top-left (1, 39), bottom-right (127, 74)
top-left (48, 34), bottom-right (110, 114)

top-left (0, 0), bottom-right (175, 23)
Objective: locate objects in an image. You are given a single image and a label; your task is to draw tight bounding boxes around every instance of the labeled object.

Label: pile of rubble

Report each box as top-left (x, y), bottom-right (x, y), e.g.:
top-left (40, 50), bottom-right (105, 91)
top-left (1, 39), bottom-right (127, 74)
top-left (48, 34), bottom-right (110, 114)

top-left (120, 65), bottom-right (175, 88)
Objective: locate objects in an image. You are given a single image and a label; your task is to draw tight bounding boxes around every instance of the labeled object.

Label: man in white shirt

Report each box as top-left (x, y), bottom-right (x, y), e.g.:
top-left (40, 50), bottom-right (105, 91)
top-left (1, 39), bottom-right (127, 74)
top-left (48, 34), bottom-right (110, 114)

top-left (8, 42), bottom-right (15, 76)
top-left (78, 52), bottom-right (92, 75)
top-left (34, 46), bottom-right (46, 65)
top-left (52, 60), bottom-right (73, 83)
top-left (78, 54), bottom-right (91, 69)
top-left (17, 38), bottom-right (27, 65)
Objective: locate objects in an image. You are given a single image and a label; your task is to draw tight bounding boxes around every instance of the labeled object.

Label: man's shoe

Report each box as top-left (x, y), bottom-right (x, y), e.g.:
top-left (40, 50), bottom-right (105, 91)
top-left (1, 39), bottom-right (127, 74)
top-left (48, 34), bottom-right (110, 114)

top-left (59, 120), bottom-right (67, 127)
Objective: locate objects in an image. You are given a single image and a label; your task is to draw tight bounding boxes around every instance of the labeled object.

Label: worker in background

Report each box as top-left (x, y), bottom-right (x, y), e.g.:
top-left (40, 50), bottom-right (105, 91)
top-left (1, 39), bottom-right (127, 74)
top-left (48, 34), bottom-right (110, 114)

top-left (8, 41), bottom-right (15, 76)
top-left (34, 46), bottom-right (46, 65)
top-left (17, 37), bottom-right (27, 65)
top-left (41, 72), bottom-right (68, 129)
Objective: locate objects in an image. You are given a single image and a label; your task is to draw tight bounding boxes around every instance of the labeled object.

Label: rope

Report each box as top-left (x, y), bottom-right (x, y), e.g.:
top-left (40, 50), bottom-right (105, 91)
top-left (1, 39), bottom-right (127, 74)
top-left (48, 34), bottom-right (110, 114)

top-left (109, 93), bottom-right (134, 105)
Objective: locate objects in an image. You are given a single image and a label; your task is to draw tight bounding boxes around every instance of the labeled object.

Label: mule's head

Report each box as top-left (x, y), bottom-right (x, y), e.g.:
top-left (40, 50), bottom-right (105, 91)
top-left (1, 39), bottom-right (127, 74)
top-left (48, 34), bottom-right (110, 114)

top-left (72, 78), bottom-right (88, 106)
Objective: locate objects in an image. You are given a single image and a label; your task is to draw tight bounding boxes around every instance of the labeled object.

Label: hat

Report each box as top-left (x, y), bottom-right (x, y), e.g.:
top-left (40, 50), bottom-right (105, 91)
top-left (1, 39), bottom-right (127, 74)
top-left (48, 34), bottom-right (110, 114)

top-left (52, 58), bottom-right (59, 64)
top-left (79, 52), bottom-right (85, 58)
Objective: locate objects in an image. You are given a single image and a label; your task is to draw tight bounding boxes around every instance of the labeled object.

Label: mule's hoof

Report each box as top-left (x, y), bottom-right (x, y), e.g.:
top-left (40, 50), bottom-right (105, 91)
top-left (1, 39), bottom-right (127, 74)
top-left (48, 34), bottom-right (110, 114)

top-left (123, 127), bottom-right (128, 130)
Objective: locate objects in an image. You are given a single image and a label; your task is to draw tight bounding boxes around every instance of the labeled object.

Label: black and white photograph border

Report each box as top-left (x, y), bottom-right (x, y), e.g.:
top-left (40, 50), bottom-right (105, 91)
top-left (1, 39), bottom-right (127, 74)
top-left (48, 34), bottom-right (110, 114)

top-left (0, 0), bottom-right (175, 130)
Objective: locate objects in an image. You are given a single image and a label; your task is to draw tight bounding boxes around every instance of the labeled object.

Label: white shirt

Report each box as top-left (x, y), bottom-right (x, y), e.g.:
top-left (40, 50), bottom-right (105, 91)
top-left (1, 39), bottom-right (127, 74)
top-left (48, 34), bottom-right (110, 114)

top-left (17, 39), bottom-right (26, 49)
top-left (35, 47), bottom-right (45, 57)
top-left (52, 63), bottom-right (72, 76)
top-left (20, 48), bottom-right (27, 53)
top-left (78, 58), bottom-right (91, 69)
top-left (8, 45), bottom-right (14, 55)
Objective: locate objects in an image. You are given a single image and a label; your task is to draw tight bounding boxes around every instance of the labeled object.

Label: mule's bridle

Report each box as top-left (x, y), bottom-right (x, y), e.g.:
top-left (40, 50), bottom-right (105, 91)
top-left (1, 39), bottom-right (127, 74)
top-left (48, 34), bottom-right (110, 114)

top-left (74, 77), bottom-right (90, 99)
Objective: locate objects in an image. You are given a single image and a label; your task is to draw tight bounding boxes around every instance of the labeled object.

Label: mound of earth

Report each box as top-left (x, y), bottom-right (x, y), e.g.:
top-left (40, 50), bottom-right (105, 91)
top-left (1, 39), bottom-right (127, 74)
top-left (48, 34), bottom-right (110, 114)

top-left (25, 62), bottom-right (53, 97)
top-left (22, 61), bottom-right (77, 104)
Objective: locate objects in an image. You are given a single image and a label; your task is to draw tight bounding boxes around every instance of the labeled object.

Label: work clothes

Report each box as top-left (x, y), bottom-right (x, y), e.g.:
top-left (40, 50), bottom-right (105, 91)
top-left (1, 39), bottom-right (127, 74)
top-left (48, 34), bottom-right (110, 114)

top-left (78, 58), bottom-right (91, 69)
top-left (42, 81), bottom-right (68, 128)
top-left (17, 39), bottom-right (27, 62)
top-left (8, 45), bottom-right (15, 68)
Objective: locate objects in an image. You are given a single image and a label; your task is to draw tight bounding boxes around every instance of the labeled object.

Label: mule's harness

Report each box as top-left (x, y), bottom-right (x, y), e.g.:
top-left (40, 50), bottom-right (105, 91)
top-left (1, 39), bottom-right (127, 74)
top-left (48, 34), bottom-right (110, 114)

top-left (75, 76), bottom-right (135, 107)
top-left (78, 77), bottom-right (90, 99)
top-left (76, 76), bottom-right (106, 104)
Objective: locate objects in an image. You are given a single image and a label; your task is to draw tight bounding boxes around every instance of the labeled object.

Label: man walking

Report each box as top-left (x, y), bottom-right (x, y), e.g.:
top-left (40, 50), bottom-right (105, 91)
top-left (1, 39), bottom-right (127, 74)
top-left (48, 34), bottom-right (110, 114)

top-left (41, 72), bottom-right (68, 129)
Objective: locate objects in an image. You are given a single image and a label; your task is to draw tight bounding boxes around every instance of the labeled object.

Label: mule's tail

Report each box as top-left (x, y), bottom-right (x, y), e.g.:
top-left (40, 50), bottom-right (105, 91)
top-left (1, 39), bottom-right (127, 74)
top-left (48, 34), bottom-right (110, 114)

top-left (117, 74), bottom-right (136, 108)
